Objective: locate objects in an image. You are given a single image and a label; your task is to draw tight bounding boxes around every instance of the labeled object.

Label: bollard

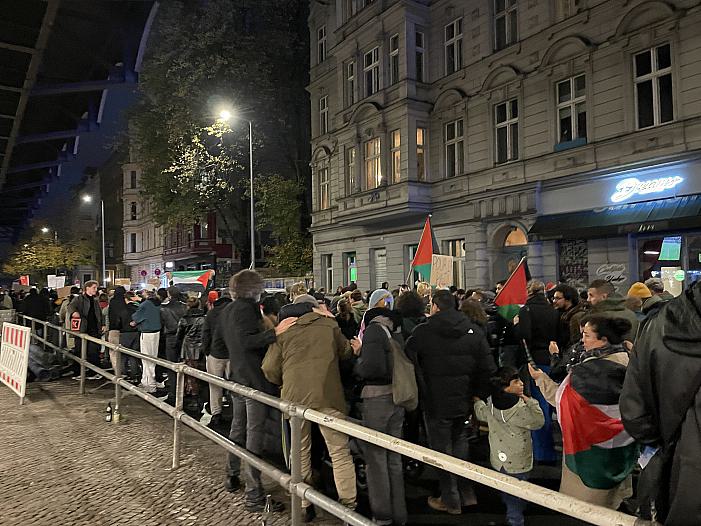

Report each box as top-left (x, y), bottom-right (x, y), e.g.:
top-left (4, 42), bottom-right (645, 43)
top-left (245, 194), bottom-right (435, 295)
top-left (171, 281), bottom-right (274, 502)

top-left (172, 368), bottom-right (185, 469)
top-left (289, 413), bottom-right (303, 526)
top-left (79, 337), bottom-right (87, 395)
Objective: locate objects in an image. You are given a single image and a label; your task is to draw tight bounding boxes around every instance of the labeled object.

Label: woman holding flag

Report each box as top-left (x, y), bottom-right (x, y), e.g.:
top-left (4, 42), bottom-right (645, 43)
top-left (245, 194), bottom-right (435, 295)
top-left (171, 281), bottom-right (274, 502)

top-left (528, 315), bottom-right (638, 509)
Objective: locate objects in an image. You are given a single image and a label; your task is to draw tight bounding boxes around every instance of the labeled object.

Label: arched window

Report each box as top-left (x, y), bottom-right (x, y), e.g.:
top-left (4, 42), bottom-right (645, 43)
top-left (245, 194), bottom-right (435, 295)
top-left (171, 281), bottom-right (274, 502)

top-left (504, 228), bottom-right (527, 246)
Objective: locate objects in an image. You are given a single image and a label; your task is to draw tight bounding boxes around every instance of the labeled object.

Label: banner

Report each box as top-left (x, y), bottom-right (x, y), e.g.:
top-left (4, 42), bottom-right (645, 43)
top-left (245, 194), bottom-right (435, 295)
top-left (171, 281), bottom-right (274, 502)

top-left (429, 254), bottom-right (454, 287)
top-left (0, 322), bottom-right (31, 400)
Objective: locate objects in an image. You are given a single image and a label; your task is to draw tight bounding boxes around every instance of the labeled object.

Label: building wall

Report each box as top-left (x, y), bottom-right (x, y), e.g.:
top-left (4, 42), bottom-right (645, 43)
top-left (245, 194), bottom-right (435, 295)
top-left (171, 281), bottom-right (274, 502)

top-left (309, 0), bottom-right (701, 291)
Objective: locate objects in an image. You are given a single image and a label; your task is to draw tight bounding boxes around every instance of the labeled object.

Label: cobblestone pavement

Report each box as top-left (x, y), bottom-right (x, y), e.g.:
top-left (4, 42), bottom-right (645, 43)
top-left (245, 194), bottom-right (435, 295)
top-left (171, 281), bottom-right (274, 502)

top-left (0, 379), bottom-right (341, 526)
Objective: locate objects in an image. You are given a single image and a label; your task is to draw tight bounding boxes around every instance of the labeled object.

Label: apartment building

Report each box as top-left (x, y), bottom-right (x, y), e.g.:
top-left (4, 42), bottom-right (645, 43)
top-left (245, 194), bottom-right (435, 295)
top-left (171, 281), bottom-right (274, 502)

top-left (309, 0), bottom-right (701, 295)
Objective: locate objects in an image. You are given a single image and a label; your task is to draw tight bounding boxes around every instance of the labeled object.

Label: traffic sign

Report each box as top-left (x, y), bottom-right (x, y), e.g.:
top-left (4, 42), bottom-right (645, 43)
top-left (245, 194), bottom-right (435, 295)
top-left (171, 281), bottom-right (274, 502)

top-left (140, 270), bottom-right (148, 277)
top-left (154, 268), bottom-right (161, 276)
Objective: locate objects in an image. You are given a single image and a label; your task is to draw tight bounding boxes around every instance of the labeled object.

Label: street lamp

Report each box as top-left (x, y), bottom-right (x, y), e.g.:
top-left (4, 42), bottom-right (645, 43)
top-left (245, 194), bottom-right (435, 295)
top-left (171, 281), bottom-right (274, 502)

top-left (218, 108), bottom-right (256, 270)
top-left (41, 226), bottom-right (58, 243)
top-left (82, 194), bottom-right (107, 287)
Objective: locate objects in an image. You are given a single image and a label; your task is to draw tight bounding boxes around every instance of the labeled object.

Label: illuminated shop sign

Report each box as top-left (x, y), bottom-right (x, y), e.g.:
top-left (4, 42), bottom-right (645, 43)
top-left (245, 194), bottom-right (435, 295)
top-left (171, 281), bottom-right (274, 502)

top-left (610, 176), bottom-right (684, 203)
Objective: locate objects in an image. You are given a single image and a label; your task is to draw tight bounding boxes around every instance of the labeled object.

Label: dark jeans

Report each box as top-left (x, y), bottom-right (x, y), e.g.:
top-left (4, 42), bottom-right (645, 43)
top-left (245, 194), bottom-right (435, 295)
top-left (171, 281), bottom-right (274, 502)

top-left (499, 468), bottom-right (529, 526)
top-left (227, 394), bottom-right (248, 478)
top-left (362, 394), bottom-right (407, 525)
top-left (118, 332), bottom-right (142, 381)
top-left (426, 414), bottom-right (473, 510)
top-left (164, 334), bottom-right (180, 401)
top-left (529, 364), bottom-right (557, 463)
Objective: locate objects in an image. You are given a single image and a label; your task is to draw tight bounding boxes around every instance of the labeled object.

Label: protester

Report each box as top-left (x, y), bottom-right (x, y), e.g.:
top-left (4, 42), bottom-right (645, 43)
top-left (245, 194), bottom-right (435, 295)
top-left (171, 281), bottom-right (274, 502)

top-left (263, 294), bottom-right (359, 521)
top-left (222, 269), bottom-right (295, 512)
top-left (394, 290), bottom-right (426, 342)
top-left (176, 295), bottom-right (206, 402)
top-left (529, 315), bottom-right (636, 509)
top-left (201, 289), bottom-right (233, 428)
top-left (644, 277), bottom-right (674, 300)
top-left (354, 296), bottom-right (406, 526)
top-left (66, 280), bottom-right (104, 380)
top-left (626, 282), bottom-right (652, 321)
top-left (350, 289), bottom-right (366, 323)
top-left (582, 280), bottom-right (638, 342)
top-left (21, 288), bottom-right (51, 322)
top-left (131, 290), bottom-right (162, 393)
top-left (406, 290), bottom-right (497, 514)
top-left (358, 288), bottom-right (391, 340)
top-left (335, 298), bottom-right (359, 339)
top-left (551, 284), bottom-right (587, 349)
top-left (474, 367), bottom-right (544, 526)
top-left (106, 286), bottom-right (127, 372)
top-left (160, 286), bottom-right (187, 404)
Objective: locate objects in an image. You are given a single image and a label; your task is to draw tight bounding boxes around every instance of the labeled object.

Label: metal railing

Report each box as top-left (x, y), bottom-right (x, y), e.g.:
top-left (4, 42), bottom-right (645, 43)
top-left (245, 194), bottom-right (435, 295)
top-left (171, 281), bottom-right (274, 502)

top-left (17, 314), bottom-right (651, 526)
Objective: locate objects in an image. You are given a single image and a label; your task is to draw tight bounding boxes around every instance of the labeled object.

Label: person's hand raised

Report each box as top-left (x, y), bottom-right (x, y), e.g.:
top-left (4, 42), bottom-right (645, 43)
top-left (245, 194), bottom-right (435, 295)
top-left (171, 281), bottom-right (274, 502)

top-left (528, 363), bottom-right (544, 381)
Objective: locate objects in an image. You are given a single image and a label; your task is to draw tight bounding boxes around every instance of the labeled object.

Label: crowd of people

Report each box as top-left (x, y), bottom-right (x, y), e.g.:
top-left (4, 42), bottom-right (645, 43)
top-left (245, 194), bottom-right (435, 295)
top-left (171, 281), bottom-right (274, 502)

top-left (7, 271), bottom-right (700, 525)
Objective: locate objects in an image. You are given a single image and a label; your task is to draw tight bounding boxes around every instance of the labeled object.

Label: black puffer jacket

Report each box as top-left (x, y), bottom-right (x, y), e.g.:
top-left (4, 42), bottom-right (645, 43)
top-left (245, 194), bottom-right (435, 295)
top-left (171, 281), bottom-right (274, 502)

top-left (515, 293), bottom-right (559, 365)
top-left (354, 310), bottom-right (402, 386)
top-left (621, 284), bottom-right (701, 526)
top-left (108, 288), bottom-right (127, 331)
top-left (406, 308), bottom-right (496, 419)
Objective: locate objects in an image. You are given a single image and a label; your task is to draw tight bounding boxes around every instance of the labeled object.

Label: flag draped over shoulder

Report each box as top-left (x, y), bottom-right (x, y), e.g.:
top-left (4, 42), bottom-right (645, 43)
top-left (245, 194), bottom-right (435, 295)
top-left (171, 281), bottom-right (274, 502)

top-left (410, 216), bottom-right (439, 281)
top-left (494, 257), bottom-right (529, 321)
top-left (555, 356), bottom-right (639, 490)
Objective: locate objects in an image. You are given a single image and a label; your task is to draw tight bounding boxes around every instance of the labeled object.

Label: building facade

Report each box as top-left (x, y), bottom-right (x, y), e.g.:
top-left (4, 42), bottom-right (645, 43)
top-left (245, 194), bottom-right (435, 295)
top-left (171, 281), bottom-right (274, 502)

top-left (309, 0), bottom-right (701, 295)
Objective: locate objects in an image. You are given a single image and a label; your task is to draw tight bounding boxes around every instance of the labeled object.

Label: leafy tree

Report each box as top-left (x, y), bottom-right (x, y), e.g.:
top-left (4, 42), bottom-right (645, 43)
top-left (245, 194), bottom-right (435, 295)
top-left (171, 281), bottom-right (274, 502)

top-left (3, 236), bottom-right (94, 282)
top-left (131, 0), bottom-right (311, 270)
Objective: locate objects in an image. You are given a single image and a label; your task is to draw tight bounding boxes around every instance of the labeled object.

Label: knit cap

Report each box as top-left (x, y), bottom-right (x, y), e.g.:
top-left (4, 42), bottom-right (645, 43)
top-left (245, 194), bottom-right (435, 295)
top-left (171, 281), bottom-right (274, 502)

top-left (627, 282), bottom-right (652, 299)
top-left (368, 289), bottom-right (391, 309)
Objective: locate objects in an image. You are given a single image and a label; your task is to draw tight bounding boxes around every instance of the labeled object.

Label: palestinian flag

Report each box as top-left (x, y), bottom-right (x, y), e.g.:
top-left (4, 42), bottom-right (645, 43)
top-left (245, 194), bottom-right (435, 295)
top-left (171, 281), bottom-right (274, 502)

top-left (410, 216), bottom-right (439, 281)
top-left (556, 359), bottom-right (639, 490)
top-left (494, 257), bottom-right (529, 321)
top-left (169, 270), bottom-right (214, 288)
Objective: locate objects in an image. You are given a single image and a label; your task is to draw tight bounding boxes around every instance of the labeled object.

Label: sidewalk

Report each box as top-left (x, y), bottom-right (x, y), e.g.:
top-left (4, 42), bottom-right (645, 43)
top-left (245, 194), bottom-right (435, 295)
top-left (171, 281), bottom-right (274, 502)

top-left (0, 379), bottom-right (298, 526)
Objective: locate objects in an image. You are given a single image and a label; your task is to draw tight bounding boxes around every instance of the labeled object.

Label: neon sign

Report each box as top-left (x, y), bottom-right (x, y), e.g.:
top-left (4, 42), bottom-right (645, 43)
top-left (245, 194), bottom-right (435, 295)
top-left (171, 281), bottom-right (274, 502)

top-left (610, 176), bottom-right (684, 203)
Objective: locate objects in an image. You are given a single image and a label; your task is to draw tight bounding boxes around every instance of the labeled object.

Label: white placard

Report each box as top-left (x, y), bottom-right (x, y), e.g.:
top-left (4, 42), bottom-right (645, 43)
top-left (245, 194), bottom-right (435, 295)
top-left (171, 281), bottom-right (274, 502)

top-left (0, 323), bottom-right (31, 400)
top-left (47, 275), bottom-right (57, 288)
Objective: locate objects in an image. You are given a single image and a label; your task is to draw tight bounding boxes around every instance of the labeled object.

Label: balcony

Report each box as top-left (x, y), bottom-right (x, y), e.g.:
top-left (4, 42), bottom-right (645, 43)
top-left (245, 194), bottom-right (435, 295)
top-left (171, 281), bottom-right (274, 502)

top-left (164, 238), bottom-right (233, 259)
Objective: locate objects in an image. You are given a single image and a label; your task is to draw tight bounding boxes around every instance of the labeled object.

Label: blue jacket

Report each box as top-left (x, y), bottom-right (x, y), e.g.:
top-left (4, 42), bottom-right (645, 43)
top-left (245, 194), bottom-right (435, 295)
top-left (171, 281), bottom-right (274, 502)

top-left (132, 298), bottom-right (161, 332)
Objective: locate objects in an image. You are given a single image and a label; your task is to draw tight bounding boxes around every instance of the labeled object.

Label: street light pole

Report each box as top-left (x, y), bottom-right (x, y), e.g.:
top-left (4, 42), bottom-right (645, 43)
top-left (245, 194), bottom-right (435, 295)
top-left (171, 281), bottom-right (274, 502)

top-left (248, 120), bottom-right (255, 270)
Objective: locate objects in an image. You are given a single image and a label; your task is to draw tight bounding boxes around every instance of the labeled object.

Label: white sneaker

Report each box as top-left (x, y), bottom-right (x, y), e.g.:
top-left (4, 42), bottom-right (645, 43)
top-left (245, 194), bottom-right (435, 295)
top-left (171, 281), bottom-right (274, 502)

top-left (155, 382), bottom-right (165, 389)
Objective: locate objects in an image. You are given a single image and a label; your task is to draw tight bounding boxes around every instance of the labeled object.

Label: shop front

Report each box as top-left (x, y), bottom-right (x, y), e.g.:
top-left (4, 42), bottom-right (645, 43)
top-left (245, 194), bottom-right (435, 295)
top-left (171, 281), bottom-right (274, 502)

top-left (530, 156), bottom-right (701, 295)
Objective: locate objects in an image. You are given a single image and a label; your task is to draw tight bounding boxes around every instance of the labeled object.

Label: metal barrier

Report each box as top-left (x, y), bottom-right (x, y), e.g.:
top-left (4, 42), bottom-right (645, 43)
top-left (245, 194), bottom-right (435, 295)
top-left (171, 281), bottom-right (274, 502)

top-left (17, 314), bottom-right (651, 526)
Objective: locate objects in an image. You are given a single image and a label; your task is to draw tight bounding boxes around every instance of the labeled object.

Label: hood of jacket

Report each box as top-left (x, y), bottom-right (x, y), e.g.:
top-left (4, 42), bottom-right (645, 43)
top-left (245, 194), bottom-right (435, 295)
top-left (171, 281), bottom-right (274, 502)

top-left (591, 294), bottom-right (627, 313)
top-left (658, 283), bottom-right (701, 357)
top-left (426, 308), bottom-right (474, 338)
top-left (525, 292), bottom-right (550, 308)
top-left (364, 307), bottom-right (400, 330)
top-left (642, 293), bottom-right (667, 314)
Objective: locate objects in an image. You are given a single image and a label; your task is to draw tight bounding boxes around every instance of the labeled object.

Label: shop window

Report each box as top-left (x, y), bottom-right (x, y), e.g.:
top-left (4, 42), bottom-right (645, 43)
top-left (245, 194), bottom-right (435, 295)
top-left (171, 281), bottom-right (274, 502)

top-left (504, 228), bottom-right (527, 246)
top-left (639, 236), bottom-right (682, 296)
top-left (634, 43), bottom-right (673, 129)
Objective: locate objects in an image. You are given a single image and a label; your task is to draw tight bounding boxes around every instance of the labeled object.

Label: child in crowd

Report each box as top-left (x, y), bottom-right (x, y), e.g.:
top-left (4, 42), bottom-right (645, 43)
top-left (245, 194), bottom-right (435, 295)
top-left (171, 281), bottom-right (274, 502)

top-left (474, 367), bottom-right (544, 526)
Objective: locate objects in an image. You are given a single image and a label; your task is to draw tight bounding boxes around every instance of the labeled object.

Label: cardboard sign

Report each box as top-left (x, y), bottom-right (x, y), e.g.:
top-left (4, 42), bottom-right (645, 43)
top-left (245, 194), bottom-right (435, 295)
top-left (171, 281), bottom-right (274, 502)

top-left (429, 254), bottom-right (454, 287)
top-left (56, 286), bottom-right (72, 298)
top-left (0, 323), bottom-right (31, 400)
top-left (114, 278), bottom-right (131, 288)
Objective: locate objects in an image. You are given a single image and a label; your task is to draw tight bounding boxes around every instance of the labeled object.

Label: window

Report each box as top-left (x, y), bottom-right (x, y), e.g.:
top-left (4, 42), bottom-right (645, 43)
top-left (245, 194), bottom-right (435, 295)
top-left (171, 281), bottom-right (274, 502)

top-left (495, 0), bottom-right (518, 50)
top-left (364, 137), bottom-right (382, 189)
top-left (444, 239), bottom-right (465, 289)
top-left (364, 47), bottom-right (380, 96)
top-left (416, 127), bottom-right (426, 182)
top-left (391, 129), bottom-right (401, 183)
top-left (372, 248), bottom-right (387, 288)
top-left (322, 254), bottom-right (333, 291)
top-left (317, 25), bottom-right (326, 64)
top-left (556, 75), bottom-right (587, 145)
top-left (130, 170), bottom-right (137, 189)
top-left (319, 96), bottom-right (328, 135)
top-left (389, 34), bottom-right (400, 85)
top-left (130, 202), bottom-right (137, 221)
top-left (634, 43), bottom-right (673, 129)
top-left (445, 19), bottom-right (463, 75)
top-left (318, 166), bottom-right (329, 210)
top-left (346, 61), bottom-right (356, 106)
top-left (129, 233), bottom-right (137, 253)
top-left (415, 31), bottom-right (425, 82)
top-left (343, 252), bottom-right (357, 285)
top-left (344, 0), bottom-right (374, 20)
top-left (346, 146), bottom-right (356, 194)
top-left (445, 119), bottom-right (464, 177)
top-left (556, 0), bottom-right (580, 19)
top-left (495, 99), bottom-right (519, 163)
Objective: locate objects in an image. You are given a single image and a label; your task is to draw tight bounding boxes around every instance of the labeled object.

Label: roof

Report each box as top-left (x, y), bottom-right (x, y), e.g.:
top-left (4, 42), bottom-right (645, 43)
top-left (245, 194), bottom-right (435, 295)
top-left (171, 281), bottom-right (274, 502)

top-left (0, 0), bottom-right (156, 241)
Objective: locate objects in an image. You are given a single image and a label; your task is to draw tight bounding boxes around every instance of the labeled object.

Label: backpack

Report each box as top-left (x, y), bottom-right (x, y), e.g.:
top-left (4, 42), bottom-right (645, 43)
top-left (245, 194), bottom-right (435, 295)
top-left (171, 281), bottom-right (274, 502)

top-left (380, 324), bottom-right (418, 411)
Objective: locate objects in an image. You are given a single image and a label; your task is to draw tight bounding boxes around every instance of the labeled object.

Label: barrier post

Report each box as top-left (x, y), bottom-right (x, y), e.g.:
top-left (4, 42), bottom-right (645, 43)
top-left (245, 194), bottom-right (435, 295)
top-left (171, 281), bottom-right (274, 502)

top-left (79, 337), bottom-right (87, 395)
top-left (30, 318), bottom-right (36, 341)
top-left (289, 413), bottom-right (303, 526)
top-left (172, 367), bottom-right (185, 469)
top-left (114, 347), bottom-right (122, 419)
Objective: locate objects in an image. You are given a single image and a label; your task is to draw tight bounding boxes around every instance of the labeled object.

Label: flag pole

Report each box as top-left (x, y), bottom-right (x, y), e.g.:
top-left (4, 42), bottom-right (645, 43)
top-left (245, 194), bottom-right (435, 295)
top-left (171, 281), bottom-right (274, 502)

top-left (494, 256), bottom-right (528, 303)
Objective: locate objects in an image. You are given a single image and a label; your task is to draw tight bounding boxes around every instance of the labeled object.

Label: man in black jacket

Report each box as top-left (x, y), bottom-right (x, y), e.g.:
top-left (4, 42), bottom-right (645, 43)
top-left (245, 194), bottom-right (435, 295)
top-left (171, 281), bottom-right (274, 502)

top-left (160, 286), bottom-right (187, 404)
top-left (406, 290), bottom-right (496, 515)
top-left (202, 289), bottom-right (232, 428)
top-left (621, 283), bottom-right (701, 525)
top-left (222, 270), bottom-right (295, 512)
top-left (66, 280), bottom-right (104, 380)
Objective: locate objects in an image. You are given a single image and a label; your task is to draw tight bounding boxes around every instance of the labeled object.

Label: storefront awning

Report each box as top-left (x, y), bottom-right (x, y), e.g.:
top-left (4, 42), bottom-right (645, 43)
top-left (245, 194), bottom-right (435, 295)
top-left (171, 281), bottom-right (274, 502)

top-left (528, 195), bottom-right (701, 241)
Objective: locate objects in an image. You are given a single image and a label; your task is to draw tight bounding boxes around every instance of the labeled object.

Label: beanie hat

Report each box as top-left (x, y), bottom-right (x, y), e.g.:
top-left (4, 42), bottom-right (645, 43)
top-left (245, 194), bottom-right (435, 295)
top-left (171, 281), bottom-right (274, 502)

top-left (368, 289), bottom-right (391, 309)
top-left (627, 282), bottom-right (652, 299)
top-left (293, 294), bottom-right (318, 306)
top-left (208, 290), bottom-right (219, 302)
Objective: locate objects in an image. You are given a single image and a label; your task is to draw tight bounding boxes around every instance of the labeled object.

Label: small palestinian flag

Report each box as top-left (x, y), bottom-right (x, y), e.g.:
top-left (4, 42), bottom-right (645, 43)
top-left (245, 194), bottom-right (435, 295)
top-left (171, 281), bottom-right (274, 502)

top-left (494, 257), bottom-right (529, 321)
top-left (169, 270), bottom-right (213, 288)
top-left (411, 216), bottom-right (439, 282)
top-left (555, 359), bottom-right (639, 490)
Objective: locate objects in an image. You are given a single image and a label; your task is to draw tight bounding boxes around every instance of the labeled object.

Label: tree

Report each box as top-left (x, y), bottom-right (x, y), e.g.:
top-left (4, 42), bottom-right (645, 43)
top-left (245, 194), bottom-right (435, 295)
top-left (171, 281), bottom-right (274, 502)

top-left (130, 0), bottom-right (311, 270)
top-left (3, 236), bottom-right (94, 281)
